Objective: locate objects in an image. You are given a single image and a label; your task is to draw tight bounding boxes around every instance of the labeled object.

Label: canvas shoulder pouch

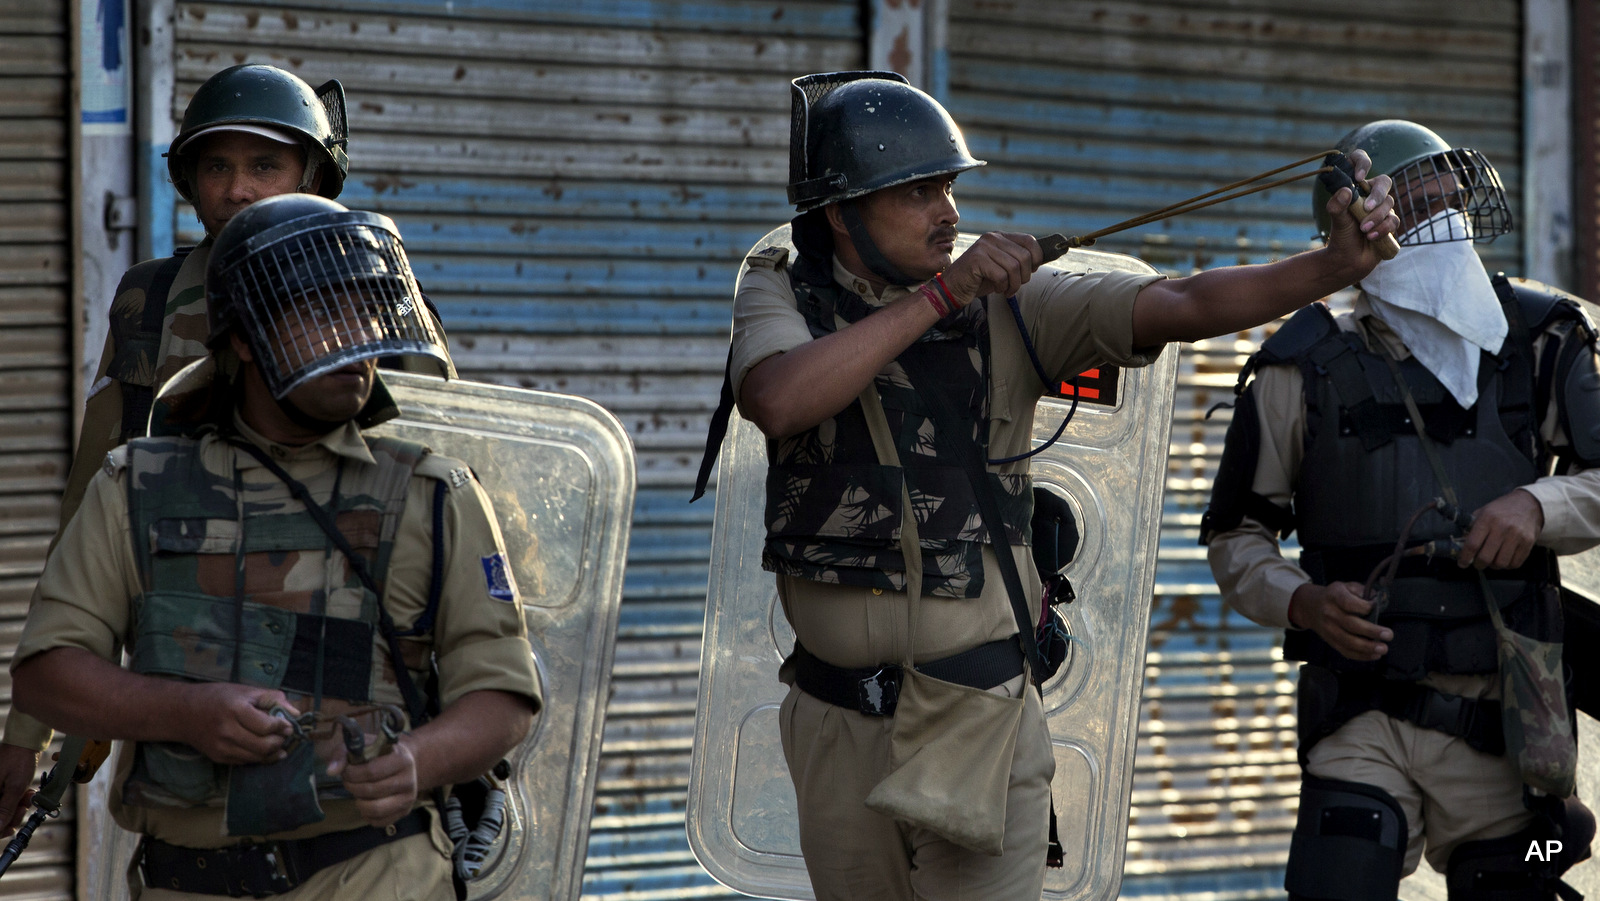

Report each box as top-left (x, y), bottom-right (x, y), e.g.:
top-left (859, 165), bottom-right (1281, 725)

top-left (852, 382), bottom-right (1024, 856)
top-left (1380, 353), bottom-right (1576, 797)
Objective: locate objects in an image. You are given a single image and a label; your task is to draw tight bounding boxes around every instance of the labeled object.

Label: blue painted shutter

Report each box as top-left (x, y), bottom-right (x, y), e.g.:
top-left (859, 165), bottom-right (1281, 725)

top-left (171, 3), bottom-right (861, 897)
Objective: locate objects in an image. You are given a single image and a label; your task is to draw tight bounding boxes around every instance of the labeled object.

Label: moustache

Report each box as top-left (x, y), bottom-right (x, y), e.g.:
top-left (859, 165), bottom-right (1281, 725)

top-left (929, 228), bottom-right (958, 245)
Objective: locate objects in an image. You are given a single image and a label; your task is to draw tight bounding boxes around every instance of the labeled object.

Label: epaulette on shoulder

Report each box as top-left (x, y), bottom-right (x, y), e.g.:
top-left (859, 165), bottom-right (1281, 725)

top-left (745, 245), bottom-right (790, 271)
top-left (1493, 272), bottom-right (1595, 337)
top-left (414, 452), bottom-right (475, 491)
top-left (1258, 303), bottom-right (1339, 366)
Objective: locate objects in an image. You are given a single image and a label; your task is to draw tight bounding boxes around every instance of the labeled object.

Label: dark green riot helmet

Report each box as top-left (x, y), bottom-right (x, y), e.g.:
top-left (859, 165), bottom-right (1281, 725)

top-left (786, 71), bottom-right (985, 213)
top-left (1312, 119), bottom-right (1512, 246)
top-left (168, 65), bottom-right (349, 201)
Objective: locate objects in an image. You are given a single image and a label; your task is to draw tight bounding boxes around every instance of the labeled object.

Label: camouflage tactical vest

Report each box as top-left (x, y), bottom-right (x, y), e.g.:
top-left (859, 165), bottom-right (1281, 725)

top-left (106, 245), bottom-right (209, 443)
top-left (119, 431), bottom-right (429, 809)
top-left (761, 268), bottom-right (1033, 599)
top-left (1276, 297), bottom-right (1560, 680)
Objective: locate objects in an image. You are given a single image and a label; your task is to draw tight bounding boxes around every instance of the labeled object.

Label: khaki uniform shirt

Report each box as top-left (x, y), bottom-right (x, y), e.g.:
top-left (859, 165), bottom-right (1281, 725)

top-left (12, 414), bottom-right (540, 849)
top-left (7, 244), bottom-right (457, 752)
top-left (733, 254), bottom-right (1163, 667)
top-left (1207, 296), bottom-right (1600, 632)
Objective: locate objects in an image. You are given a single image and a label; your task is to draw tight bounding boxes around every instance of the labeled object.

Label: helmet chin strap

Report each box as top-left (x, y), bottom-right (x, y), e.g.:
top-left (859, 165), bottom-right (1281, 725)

top-left (296, 146), bottom-right (321, 194)
top-left (839, 200), bottom-right (919, 287)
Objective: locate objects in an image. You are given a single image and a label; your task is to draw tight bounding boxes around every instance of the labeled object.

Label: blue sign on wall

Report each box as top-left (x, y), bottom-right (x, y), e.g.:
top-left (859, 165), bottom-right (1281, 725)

top-left (81, 0), bottom-right (130, 133)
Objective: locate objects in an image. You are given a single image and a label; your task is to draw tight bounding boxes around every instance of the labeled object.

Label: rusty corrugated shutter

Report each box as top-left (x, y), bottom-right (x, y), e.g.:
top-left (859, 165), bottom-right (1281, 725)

top-left (166, 3), bottom-right (859, 897)
top-left (0, 1), bottom-right (74, 899)
top-left (942, 2), bottom-right (1522, 898)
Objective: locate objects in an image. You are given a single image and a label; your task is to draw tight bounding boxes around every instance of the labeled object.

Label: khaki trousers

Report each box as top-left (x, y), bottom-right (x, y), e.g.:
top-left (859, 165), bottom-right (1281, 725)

top-left (778, 678), bottom-right (1055, 901)
top-left (1305, 709), bottom-right (1533, 874)
top-left (134, 832), bottom-right (453, 901)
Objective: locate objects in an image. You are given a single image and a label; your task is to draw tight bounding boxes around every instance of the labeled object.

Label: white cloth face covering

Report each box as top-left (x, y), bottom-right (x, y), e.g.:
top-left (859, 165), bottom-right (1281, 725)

top-left (1358, 208), bottom-right (1505, 408)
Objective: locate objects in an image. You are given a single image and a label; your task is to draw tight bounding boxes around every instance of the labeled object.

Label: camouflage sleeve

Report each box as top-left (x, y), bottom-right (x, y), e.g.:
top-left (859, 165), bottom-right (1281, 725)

top-left (385, 462), bottom-right (540, 712)
top-left (14, 457), bottom-right (139, 671)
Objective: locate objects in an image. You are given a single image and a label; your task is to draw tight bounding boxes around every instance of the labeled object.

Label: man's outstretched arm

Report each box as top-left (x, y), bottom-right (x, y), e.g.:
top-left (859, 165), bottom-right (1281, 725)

top-left (1131, 156), bottom-right (1397, 346)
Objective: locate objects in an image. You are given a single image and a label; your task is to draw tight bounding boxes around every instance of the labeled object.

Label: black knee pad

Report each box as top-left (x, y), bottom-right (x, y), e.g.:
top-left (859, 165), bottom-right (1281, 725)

top-left (1549, 796), bottom-right (1596, 873)
top-left (1284, 775), bottom-right (1407, 901)
top-left (1447, 800), bottom-right (1593, 901)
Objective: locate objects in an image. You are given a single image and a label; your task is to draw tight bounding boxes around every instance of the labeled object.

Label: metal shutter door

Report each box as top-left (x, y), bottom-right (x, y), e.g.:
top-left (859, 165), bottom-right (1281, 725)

top-left (0, 0), bottom-right (74, 898)
top-left (168, 3), bottom-right (861, 896)
top-left (942, 2), bottom-right (1521, 897)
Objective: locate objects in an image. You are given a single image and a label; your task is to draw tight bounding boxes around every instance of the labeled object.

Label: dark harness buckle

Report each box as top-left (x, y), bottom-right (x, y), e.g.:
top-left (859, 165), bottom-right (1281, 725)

top-left (219, 841), bottom-right (297, 897)
top-left (857, 666), bottom-right (901, 716)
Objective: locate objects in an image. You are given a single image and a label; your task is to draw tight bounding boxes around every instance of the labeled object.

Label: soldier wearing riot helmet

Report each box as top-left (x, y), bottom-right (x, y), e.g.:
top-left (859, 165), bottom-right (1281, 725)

top-left (697, 70), bottom-right (1399, 898)
top-left (0, 64), bottom-right (455, 835)
top-left (1203, 119), bottom-right (1599, 899)
top-left (9, 194), bottom-right (538, 899)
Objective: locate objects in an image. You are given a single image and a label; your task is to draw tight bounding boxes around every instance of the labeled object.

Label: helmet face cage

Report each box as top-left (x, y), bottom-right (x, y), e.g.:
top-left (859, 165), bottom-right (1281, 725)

top-left (218, 217), bottom-right (447, 398)
top-left (315, 79), bottom-right (348, 151)
top-left (1390, 147), bottom-right (1513, 246)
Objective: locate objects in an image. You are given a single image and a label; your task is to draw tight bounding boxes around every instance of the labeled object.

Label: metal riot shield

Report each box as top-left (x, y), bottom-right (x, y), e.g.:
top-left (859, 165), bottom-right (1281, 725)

top-left (81, 371), bottom-right (634, 901)
top-left (687, 225), bottom-right (1179, 900)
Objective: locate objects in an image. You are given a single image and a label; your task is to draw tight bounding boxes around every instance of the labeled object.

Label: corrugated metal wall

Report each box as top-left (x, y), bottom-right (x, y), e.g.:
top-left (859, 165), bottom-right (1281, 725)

top-left (149, 2), bottom-right (1535, 899)
top-left (942, 2), bottom-right (1523, 898)
top-left (167, 2), bottom-right (859, 898)
top-left (0, 1), bottom-right (74, 899)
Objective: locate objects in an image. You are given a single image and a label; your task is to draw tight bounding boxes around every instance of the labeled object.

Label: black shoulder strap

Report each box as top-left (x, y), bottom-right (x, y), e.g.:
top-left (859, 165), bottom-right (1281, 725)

top-left (989, 295), bottom-right (1078, 465)
top-left (693, 268), bottom-right (834, 502)
top-left (692, 346), bottom-right (736, 502)
top-left (1005, 295), bottom-right (1053, 389)
top-left (1493, 272), bottom-right (1588, 337)
top-left (1259, 303), bottom-right (1339, 365)
top-left (229, 440), bottom-right (431, 727)
top-left (1233, 304), bottom-right (1340, 398)
top-left (896, 352), bottom-right (1046, 677)
top-left (120, 247), bottom-right (194, 441)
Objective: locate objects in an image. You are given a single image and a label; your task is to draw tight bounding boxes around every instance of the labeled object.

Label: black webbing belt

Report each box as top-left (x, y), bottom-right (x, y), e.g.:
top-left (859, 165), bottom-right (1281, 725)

top-left (1374, 681), bottom-right (1504, 756)
top-left (138, 809), bottom-right (429, 897)
top-left (790, 639), bottom-right (1025, 717)
top-left (895, 330), bottom-right (1068, 866)
top-left (896, 345), bottom-right (1047, 677)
